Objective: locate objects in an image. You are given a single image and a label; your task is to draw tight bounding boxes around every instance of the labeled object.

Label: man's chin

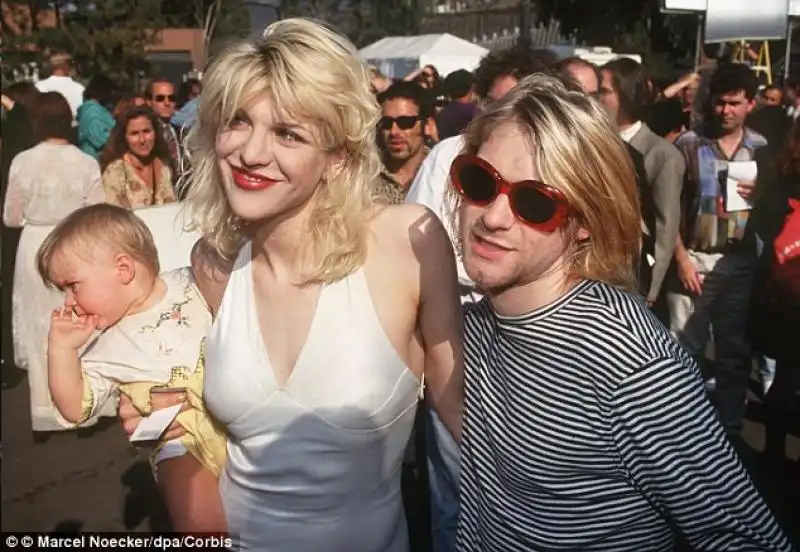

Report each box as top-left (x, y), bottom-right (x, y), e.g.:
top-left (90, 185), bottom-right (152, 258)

top-left (465, 264), bottom-right (513, 295)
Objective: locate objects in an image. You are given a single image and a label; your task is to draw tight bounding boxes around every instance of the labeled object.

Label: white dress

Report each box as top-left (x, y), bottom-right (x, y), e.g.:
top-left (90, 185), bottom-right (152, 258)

top-left (204, 241), bottom-right (420, 552)
top-left (2, 142), bottom-right (107, 431)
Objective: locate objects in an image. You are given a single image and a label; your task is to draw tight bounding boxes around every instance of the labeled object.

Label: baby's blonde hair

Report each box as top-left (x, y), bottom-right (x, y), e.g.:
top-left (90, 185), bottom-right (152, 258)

top-left (37, 204), bottom-right (160, 287)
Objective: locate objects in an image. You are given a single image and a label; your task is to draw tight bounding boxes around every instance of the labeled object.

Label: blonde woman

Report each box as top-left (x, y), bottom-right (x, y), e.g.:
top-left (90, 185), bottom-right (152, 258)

top-left (119, 18), bottom-right (463, 549)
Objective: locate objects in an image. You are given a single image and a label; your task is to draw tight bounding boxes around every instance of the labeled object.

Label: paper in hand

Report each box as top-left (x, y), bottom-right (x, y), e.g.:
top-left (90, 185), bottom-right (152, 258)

top-left (129, 403), bottom-right (183, 442)
top-left (725, 160), bottom-right (757, 212)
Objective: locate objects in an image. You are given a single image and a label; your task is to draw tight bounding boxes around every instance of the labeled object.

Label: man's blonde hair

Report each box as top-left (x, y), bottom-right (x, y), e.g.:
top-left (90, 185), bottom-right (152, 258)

top-left (181, 18), bottom-right (382, 284)
top-left (37, 204), bottom-right (160, 287)
top-left (456, 73), bottom-right (642, 290)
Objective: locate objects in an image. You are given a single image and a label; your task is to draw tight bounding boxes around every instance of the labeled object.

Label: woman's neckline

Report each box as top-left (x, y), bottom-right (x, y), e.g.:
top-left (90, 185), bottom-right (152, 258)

top-left (124, 152), bottom-right (155, 169)
top-left (42, 138), bottom-right (70, 146)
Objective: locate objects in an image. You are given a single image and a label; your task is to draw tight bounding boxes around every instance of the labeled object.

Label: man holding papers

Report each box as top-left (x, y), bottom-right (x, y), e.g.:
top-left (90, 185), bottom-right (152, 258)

top-left (670, 63), bottom-right (766, 440)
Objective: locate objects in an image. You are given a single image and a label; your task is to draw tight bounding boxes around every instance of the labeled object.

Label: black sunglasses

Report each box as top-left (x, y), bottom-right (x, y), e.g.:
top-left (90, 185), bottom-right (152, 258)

top-left (378, 116), bottom-right (423, 131)
top-left (153, 94), bottom-right (175, 103)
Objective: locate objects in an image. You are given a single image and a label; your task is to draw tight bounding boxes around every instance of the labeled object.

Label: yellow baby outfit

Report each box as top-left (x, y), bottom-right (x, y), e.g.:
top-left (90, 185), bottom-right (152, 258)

top-left (68, 267), bottom-right (227, 476)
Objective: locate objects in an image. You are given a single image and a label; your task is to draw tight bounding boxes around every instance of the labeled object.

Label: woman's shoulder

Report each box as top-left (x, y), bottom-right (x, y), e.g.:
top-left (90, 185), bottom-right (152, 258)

top-left (366, 202), bottom-right (455, 277)
top-left (368, 202), bottom-right (447, 242)
top-left (103, 157), bottom-right (126, 172)
top-left (189, 238), bottom-right (237, 314)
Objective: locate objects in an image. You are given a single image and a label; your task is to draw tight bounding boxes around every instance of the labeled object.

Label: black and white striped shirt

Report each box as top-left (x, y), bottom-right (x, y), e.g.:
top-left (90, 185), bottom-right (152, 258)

top-left (458, 280), bottom-right (792, 552)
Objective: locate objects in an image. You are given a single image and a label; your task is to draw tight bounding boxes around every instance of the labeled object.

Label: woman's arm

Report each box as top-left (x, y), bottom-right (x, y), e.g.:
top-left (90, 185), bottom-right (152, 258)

top-left (408, 206), bottom-right (464, 442)
top-left (156, 454), bottom-right (227, 532)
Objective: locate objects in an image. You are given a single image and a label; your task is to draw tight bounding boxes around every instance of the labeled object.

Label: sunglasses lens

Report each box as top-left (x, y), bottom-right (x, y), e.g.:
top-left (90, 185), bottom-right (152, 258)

top-left (511, 185), bottom-right (557, 224)
top-left (458, 163), bottom-right (497, 204)
top-left (395, 116), bottom-right (418, 130)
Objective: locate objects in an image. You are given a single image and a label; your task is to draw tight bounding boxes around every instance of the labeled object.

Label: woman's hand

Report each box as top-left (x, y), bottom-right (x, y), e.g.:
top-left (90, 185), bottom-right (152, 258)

top-left (120, 390), bottom-right (189, 442)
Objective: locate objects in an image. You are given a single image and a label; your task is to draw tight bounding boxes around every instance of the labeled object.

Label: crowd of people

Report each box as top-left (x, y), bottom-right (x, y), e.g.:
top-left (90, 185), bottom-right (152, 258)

top-left (1, 16), bottom-right (798, 552)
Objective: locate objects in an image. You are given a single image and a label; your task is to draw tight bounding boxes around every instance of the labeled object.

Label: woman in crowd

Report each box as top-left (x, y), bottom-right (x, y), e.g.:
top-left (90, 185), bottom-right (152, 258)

top-left (77, 74), bottom-right (116, 159)
top-left (100, 106), bottom-right (175, 209)
top-left (1, 82), bottom-right (40, 380)
top-left (2, 91), bottom-right (107, 431)
top-left (119, 18), bottom-right (463, 549)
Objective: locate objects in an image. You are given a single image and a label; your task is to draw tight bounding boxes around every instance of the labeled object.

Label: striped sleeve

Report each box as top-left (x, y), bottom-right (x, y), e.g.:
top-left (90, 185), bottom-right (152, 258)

top-left (609, 356), bottom-right (793, 552)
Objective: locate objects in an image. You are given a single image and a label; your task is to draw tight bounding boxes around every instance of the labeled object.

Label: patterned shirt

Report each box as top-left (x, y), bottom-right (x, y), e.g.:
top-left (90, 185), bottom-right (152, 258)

top-left (376, 147), bottom-right (431, 205)
top-left (457, 281), bottom-right (793, 551)
top-left (101, 157), bottom-right (175, 210)
top-left (675, 125), bottom-right (766, 252)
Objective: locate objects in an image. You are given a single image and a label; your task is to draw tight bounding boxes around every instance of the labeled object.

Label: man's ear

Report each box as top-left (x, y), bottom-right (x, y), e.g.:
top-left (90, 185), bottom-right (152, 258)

top-left (423, 117), bottom-right (436, 138)
top-left (116, 254), bottom-right (136, 285)
top-left (576, 227), bottom-right (590, 241)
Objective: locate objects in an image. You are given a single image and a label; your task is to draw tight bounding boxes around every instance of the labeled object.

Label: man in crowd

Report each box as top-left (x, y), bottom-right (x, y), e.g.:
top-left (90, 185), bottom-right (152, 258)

top-left (600, 57), bottom-right (685, 312)
top-left (406, 45), bottom-right (560, 552)
top-left (145, 79), bottom-right (186, 186)
top-left (455, 71), bottom-right (792, 552)
top-left (670, 63), bottom-right (766, 439)
top-left (557, 56), bottom-right (657, 296)
top-left (435, 69), bottom-right (478, 140)
top-left (376, 81), bottom-right (435, 204)
top-left (35, 53), bottom-right (85, 119)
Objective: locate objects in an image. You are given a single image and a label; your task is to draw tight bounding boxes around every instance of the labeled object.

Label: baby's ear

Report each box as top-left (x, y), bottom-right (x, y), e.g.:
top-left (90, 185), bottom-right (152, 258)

top-left (116, 253), bottom-right (136, 285)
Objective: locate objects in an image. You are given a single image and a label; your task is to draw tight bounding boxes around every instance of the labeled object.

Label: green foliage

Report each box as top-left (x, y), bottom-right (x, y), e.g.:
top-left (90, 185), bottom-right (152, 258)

top-left (2, 0), bottom-right (165, 89)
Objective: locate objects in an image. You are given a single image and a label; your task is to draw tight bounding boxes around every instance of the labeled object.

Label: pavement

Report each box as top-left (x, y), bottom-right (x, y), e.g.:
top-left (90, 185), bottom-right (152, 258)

top-left (1, 368), bottom-right (168, 533)
top-left (2, 365), bottom-right (799, 540)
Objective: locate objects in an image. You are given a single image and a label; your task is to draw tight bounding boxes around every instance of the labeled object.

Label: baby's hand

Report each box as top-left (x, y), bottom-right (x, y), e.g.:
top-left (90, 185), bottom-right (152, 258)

top-left (48, 307), bottom-right (98, 351)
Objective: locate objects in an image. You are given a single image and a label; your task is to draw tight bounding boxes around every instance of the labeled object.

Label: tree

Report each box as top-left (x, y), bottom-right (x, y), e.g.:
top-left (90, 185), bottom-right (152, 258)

top-left (61, 0), bottom-right (165, 88)
top-left (2, 0), bottom-right (166, 89)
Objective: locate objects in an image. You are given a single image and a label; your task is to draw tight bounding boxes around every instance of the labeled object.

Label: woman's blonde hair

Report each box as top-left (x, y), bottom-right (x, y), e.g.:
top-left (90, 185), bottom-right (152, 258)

top-left (36, 203), bottom-right (160, 287)
top-left (181, 18), bottom-right (382, 284)
top-left (455, 73), bottom-right (642, 290)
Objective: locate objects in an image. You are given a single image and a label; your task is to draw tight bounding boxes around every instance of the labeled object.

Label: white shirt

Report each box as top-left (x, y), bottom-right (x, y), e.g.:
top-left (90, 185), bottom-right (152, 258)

top-left (619, 120), bottom-right (643, 143)
top-left (36, 75), bottom-right (85, 119)
top-left (405, 135), bottom-right (482, 304)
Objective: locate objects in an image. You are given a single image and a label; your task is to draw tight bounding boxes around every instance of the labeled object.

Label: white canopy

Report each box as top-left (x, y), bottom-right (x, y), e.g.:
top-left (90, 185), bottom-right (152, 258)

top-left (359, 34), bottom-right (489, 79)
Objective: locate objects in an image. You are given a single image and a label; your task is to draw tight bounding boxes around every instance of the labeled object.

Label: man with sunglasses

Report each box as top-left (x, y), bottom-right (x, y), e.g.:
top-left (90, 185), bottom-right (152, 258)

top-left (376, 81), bottom-right (435, 204)
top-left (455, 73), bottom-right (792, 552)
top-left (145, 79), bottom-right (186, 188)
top-left (405, 46), bottom-right (560, 552)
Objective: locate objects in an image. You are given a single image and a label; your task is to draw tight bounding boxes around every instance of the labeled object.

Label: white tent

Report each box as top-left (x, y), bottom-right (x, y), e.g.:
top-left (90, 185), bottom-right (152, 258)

top-left (359, 34), bottom-right (489, 79)
top-left (548, 45), bottom-right (642, 66)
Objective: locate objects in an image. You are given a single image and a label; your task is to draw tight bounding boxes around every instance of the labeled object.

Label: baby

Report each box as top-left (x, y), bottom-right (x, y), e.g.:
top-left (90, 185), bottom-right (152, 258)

top-left (37, 203), bottom-right (226, 488)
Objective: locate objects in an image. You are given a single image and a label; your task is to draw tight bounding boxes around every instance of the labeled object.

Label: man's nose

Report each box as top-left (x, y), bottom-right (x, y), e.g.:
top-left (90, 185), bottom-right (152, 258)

top-left (480, 193), bottom-right (515, 231)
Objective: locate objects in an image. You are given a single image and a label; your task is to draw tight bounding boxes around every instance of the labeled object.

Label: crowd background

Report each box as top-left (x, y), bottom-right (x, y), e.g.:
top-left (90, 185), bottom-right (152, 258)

top-left (1, 6), bottom-right (799, 550)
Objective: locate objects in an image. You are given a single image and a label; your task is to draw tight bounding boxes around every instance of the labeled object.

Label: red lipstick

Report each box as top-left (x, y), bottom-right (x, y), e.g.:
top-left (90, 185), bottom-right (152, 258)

top-left (230, 165), bottom-right (276, 191)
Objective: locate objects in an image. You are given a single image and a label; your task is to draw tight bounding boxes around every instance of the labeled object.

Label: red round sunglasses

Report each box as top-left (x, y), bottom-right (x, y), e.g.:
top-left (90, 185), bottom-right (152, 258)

top-left (449, 154), bottom-right (569, 233)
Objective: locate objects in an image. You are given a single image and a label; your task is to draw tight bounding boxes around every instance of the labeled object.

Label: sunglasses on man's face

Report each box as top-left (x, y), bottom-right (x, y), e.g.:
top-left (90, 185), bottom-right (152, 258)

top-left (153, 94), bottom-right (175, 103)
top-left (378, 115), bottom-right (423, 131)
top-left (450, 154), bottom-right (569, 233)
